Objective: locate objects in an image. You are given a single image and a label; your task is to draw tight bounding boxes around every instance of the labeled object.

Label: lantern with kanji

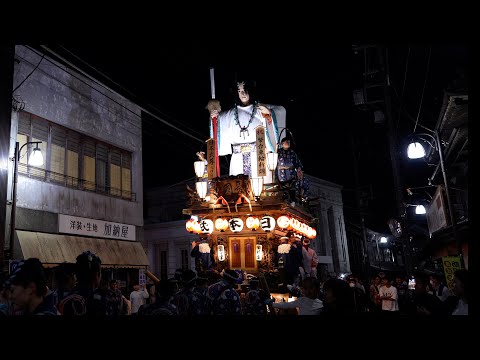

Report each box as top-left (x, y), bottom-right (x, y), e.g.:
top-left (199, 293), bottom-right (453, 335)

top-left (260, 216), bottom-right (275, 232)
top-left (229, 217), bottom-right (244, 232)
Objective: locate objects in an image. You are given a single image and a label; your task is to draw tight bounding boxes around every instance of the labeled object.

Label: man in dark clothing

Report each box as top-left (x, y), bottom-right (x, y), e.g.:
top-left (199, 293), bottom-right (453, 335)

top-left (59, 251), bottom-right (108, 316)
top-left (406, 274), bottom-right (445, 316)
top-left (7, 258), bottom-right (58, 315)
top-left (106, 279), bottom-right (128, 316)
top-left (276, 137), bottom-right (308, 203)
top-left (276, 234), bottom-right (303, 291)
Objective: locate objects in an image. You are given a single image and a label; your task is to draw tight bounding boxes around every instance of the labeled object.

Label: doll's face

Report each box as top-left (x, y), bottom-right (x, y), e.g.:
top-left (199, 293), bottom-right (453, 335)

top-left (282, 140), bottom-right (290, 150)
top-left (237, 83), bottom-right (250, 105)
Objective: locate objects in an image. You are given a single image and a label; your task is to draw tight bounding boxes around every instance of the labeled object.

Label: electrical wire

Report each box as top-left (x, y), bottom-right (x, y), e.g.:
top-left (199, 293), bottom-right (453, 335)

top-left (14, 52), bottom-right (142, 138)
top-left (395, 46), bottom-right (411, 132)
top-left (12, 53), bottom-right (45, 93)
top-left (413, 46), bottom-right (432, 133)
top-left (22, 45), bottom-right (205, 144)
top-left (15, 51), bottom-right (201, 149)
top-left (390, 82), bottom-right (434, 133)
top-left (53, 44), bottom-right (206, 140)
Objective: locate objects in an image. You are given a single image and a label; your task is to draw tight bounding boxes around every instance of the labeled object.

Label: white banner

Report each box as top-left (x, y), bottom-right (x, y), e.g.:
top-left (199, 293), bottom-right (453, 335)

top-left (58, 214), bottom-right (136, 241)
top-left (256, 126), bottom-right (267, 177)
top-left (426, 185), bottom-right (448, 237)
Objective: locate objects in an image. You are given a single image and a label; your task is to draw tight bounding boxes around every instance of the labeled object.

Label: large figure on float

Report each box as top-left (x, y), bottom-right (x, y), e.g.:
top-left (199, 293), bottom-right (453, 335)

top-left (207, 79), bottom-right (285, 183)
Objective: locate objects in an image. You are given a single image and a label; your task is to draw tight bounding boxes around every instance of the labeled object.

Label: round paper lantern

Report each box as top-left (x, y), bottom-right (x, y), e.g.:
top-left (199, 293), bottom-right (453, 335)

top-left (277, 215), bottom-right (290, 229)
top-left (199, 219), bottom-right (214, 234)
top-left (215, 217), bottom-right (229, 232)
top-left (185, 219), bottom-right (194, 233)
top-left (229, 218), bottom-right (244, 232)
top-left (192, 221), bottom-right (201, 234)
top-left (246, 216), bottom-right (260, 230)
top-left (260, 216), bottom-right (275, 232)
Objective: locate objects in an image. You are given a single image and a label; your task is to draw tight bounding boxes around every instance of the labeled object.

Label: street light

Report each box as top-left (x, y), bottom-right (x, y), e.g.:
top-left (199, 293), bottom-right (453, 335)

top-left (406, 130), bottom-right (462, 265)
top-left (415, 205), bottom-right (426, 215)
top-left (9, 141), bottom-right (44, 259)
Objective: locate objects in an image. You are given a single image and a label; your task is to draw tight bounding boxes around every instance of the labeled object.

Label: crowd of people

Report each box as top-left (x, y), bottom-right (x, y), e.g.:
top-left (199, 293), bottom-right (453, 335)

top-left (0, 248), bottom-right (469, 317)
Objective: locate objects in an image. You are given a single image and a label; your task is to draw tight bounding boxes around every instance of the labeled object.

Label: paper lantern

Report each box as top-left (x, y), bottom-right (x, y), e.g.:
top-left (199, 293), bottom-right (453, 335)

top-left (255, 244), bottom-right (263, 261)
top-left (229, 218), bottom-right (244, 232)
top-left (215, 217), bottom-right (229, 232)
top-left (260, 216), bottom-right (275, 232)
top-left (246, 216), bottom-right (260, 230)
top-left (217, 244), bottom-right (225, 261)
top-left (277, 215), bottom-right (290, 229)
top-left (199, 219), bottom-right (214, 234)
top-left (185, 219), bottom-right (194, 233)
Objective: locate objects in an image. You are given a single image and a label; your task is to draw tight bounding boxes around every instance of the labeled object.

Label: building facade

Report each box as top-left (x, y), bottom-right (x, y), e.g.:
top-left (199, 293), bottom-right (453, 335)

top-left (3, 46), bottom-right (148, 289)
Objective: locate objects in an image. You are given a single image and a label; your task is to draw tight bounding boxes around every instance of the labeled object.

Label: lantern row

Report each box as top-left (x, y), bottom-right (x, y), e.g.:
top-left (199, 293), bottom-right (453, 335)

top-left (186, 215), bottom-right (317, 239)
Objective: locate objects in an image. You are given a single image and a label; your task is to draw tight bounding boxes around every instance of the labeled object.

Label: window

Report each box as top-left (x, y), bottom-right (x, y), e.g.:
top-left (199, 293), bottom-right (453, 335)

top-left (67, 133), bottom-right (80, 187)
top-left (180, 249), bottom-right (189, 270)
top-left (17, 111), bottom-right (135, 200)
top-left (121, 153), bottom-right (132, 199)
top-left (154, 245), bottom-right (168, 280)
top-left (96, 144), bottom-right (108, 193)
top-left (83, 140), bottom-right (96, 191)
top-left (110, 151), bottom-right (122, 197)
top-left (50, 127), bottom-right (66, 183)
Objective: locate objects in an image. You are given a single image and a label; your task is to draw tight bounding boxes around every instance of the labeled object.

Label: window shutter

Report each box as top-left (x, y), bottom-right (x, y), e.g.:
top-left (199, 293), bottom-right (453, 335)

top-left (18, 112), bottom-right (31, 135)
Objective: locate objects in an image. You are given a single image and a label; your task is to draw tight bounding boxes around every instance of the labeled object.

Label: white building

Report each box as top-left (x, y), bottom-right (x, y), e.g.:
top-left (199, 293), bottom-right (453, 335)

top-left (3, 45), bottom-right (148, 290)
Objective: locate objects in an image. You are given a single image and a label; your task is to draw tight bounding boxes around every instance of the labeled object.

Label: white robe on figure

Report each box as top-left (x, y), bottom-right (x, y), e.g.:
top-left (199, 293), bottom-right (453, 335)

top-left (211, 103), bottom-right (284, 183)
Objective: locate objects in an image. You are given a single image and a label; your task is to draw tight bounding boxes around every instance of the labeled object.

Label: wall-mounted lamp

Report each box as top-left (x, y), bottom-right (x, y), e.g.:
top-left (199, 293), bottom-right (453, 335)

top-left (217, 244), bottom-right (225, 261)
top-left (407, 142), bottom-right (427, 159)
top-left (415, 205), bottom-right (426, 215)
top-left (406, 130), bottom-right (461, 263)
top-left (250, 177), bottom-right (264, 201)
top-left (380, 236), bottom-right (388, 244)
top-left (405, 203), bottom-right (428, 215)
top-left (9, 141), bottom-right (44, 260)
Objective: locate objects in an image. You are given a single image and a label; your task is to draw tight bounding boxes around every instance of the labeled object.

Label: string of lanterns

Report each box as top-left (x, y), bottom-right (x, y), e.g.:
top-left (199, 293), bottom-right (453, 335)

top-left (185, 215), bottom-right (316, 239)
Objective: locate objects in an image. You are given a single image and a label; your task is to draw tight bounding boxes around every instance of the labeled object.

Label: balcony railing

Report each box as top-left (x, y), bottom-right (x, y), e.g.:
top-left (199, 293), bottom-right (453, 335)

top-left (18, 163), bottom-right (136, 201)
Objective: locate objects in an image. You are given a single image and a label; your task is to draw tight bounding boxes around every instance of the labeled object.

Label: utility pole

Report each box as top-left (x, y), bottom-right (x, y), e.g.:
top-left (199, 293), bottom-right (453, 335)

top-left (0, 45), bottom-right (15, 269)
top-left (350, 131), bottom-right (370, 276)
top-left (379, 46), bottom-right (413, 276)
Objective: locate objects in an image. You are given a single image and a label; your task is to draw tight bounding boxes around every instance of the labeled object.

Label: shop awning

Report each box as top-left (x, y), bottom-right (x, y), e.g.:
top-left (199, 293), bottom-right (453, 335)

top-left (16, 230), bottom-right (149, 268)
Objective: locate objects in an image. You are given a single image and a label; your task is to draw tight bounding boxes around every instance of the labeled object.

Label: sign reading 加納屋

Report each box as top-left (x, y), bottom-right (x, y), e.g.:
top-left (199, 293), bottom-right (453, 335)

top-left (58, 214), bottom-right (136, 241)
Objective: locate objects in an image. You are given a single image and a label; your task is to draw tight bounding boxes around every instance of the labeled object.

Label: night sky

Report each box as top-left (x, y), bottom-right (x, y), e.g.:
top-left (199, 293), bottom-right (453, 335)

top-left (44, 43), bottom-right (467, 233)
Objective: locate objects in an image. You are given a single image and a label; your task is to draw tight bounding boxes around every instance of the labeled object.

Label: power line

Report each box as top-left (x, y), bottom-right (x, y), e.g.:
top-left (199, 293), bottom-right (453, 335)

top-left (413, 46), bottom-right (432, 133)
top-left (23, 45), bottom-right (205, 144)
top-left (395, 46), bottom-right (411, 132)
top-left (14, 52), bottom-right (142, 138)
top-left (12, 53), bottom-right (44, 93)
top-left (54, 44), bottom-right (206, 140)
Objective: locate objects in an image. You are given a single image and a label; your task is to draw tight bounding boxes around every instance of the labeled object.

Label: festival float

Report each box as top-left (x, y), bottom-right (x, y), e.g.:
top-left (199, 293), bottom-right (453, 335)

top-left (182, 70), bottom-right (317, 294)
